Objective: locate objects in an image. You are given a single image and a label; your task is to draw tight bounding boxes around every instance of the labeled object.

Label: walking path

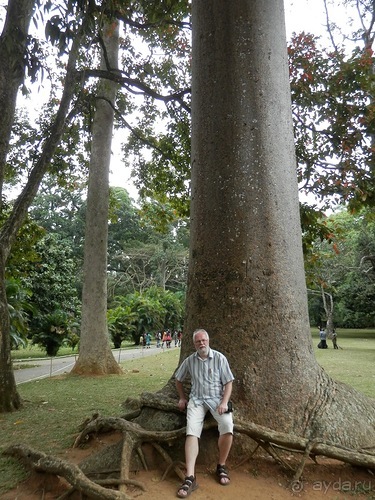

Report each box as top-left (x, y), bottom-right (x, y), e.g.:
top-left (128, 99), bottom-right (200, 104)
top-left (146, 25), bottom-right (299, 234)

top-left (13, 345), bottom-right (164, 385)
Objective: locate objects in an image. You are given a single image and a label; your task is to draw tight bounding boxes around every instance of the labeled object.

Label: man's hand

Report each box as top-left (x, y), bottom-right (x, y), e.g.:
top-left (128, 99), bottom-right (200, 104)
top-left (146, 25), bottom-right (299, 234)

top-left (217, 402), bottom-right (228, 415)
top-left (178, 398), bottom-right (188, 411)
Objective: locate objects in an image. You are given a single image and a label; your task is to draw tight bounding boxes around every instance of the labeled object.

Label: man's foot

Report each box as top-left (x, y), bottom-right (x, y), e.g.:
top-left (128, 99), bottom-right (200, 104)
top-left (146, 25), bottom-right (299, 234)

top-left (177, 475), bottom-right (198, 498)
top-left (216, 464), bottom-right (230, 485)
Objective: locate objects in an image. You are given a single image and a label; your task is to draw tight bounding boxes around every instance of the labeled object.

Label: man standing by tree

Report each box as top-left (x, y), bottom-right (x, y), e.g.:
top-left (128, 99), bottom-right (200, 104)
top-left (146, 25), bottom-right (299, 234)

top-left (175, 328), bottom-right (234, 497)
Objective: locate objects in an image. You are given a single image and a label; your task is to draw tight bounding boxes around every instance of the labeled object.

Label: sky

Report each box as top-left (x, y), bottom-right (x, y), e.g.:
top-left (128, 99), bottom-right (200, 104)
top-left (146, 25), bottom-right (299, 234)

top-left (284, 0), bottom-right (328, 38)
top-left (109, 0), bottom-right (333, 198)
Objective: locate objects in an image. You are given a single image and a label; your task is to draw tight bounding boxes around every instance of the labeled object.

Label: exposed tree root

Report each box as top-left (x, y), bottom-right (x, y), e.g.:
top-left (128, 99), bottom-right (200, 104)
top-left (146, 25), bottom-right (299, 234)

top-left (3, 444), bottom-right (129, 500)
top-left (4, 410), bottom-right (375, 499)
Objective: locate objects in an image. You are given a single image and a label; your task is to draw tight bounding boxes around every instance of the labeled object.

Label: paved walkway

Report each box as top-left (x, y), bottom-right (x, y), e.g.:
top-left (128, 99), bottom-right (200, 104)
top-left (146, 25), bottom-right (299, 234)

top-left (13, 345), bottom-right (168, 384)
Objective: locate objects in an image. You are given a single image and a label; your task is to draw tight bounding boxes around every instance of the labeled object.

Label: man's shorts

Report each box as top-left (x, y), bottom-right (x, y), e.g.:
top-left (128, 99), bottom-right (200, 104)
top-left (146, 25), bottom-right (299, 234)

top-left (186, 401), bottom-right (234, 438)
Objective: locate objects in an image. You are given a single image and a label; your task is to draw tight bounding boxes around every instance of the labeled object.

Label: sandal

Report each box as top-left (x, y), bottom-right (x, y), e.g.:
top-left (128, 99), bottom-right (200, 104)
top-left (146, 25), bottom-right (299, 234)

top-left (216, 464), bottom-right (230, 486)
top-left (177, 475), bottom-right (198, 498)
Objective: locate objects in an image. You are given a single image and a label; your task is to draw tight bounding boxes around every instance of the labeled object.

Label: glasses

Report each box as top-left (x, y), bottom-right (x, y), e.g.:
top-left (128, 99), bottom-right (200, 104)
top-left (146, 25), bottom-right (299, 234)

top-left (194, 338), bottom-right (208, 344)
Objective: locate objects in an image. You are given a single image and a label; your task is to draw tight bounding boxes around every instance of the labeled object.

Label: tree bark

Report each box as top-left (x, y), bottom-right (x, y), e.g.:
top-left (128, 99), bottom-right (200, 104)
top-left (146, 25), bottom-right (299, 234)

top-left (0, 0), bottom-right (35, 201)
top-left (0, 0), bottom-right (35, 412)
top-left (175, 0), bottom-right (375, 449)
top-left (72, 19), bottom-right (122, 375)
top-left (321, 287), bottom-right (334, 335)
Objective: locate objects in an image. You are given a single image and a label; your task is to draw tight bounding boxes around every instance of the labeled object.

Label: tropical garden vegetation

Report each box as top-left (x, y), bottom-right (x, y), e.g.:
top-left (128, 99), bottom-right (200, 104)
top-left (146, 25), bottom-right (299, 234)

top-left (1, 0), bottom-right (375, 496)
top-left (1, 0), bottom-right (374, 389)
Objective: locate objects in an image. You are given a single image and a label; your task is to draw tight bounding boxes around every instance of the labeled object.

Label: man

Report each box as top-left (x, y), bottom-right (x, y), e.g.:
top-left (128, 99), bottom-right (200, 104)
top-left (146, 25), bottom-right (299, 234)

top-left (175, 328), bottom-right (235, 498)
top-left (332, 330), bottom-right (339, 349)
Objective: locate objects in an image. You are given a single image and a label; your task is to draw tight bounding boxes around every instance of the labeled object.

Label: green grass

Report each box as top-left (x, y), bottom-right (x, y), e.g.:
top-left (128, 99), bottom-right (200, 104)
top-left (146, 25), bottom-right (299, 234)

top-left (1, 329), bottom-right (374, 494)
top-left (0, 349), bottom-right (180, 494)
top-left (312, 328), bottom-right (375, 398)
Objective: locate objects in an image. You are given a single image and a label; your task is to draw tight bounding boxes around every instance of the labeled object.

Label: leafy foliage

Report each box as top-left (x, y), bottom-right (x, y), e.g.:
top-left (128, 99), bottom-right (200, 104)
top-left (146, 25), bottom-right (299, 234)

top-left (289, 32), bottom-right (375, 211)
top-left (1, 205), bottom-right (45, 281)
top-left (24, 232), bottom-right (81, 352)
top-left (306, 207), bottom-right (375, 328)
top-left (32, 310), bottom-right (79, 356)
top-left (108, 286), bottom-right (184, 346)
top-left (6, 278), bottom-right (35, 349)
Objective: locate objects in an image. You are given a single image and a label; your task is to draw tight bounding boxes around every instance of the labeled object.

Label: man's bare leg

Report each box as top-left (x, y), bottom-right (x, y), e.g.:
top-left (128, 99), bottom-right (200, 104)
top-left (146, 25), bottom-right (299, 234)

top-left (217, 433), bottom-right (233, 485)
top-left (185, 435), bottom-right (199, 477)
top-left (177, 435), bottom-right (199, 497)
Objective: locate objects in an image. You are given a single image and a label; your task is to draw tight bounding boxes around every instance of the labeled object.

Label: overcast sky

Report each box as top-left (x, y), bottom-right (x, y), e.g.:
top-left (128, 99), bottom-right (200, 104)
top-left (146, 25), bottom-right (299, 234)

top-left (285, 0), bottom-right (328, 37)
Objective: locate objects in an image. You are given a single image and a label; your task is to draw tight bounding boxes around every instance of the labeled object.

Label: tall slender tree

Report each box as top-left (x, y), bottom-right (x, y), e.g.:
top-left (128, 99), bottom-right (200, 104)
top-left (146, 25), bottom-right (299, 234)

top-left (0, 0), bottom-right (36, 412)
top-left (72, 19), bottom-right (122, 375)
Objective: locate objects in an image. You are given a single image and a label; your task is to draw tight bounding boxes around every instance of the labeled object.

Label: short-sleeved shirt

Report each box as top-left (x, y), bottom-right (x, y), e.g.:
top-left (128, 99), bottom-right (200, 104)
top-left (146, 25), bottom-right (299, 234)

top-left (175, 348), bottom-right (234, 411)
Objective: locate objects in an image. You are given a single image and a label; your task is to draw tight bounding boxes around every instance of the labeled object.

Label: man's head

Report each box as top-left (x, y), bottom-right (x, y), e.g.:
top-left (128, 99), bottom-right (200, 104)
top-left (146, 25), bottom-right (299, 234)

top-left (193, 328), bottom-right (210, 358)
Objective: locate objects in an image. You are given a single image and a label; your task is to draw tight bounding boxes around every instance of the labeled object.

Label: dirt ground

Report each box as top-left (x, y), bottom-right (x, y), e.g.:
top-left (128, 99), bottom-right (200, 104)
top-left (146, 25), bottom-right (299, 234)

top-left (2, 434), bottom-right (374, 500)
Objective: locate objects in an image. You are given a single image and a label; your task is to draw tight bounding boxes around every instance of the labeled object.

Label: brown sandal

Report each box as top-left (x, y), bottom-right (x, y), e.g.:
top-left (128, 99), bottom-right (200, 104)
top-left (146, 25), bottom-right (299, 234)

top-left (216, 464), bottom-right (230, 485)
top-left (177, 475), bottom-right (198, 497)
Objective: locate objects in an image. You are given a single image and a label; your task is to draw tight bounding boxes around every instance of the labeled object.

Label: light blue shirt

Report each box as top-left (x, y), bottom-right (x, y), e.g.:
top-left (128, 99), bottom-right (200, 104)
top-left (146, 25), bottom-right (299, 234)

top-left (175, 348), bottom-right (234, 410)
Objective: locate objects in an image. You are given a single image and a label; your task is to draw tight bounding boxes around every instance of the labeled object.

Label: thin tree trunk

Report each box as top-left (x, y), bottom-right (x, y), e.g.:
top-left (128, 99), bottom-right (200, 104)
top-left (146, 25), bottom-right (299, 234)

top-left (321, 286), bottom-right (334, 335)
top-left (0, 0), bottom-right (35, 413)
top-left (72, 19), bottom-right (122, 375)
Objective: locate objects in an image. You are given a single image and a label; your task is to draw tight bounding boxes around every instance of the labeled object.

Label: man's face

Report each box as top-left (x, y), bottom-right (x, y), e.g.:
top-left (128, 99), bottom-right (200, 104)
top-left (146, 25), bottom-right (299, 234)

top-left (194, 333), bottom-right (209, 357)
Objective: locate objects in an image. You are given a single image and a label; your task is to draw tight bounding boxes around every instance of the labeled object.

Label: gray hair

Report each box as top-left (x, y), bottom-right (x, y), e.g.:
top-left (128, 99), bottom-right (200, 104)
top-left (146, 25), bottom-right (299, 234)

top-left (192, 328), bottom-right (209, 342)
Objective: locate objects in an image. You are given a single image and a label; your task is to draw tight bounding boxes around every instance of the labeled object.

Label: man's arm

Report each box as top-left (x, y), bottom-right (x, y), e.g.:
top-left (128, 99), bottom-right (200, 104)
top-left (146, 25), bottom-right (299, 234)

top-left (217, 380), bottom-right (233, 415)
top-left (176, 379), bottom-right (188, 411)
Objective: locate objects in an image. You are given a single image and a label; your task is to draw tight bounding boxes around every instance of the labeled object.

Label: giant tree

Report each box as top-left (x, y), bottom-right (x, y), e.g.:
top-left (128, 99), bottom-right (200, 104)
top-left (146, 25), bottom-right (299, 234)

top-left (128, 0), bottom-right (375, 452)
top-left (64, 0), bottom-right (375, 481)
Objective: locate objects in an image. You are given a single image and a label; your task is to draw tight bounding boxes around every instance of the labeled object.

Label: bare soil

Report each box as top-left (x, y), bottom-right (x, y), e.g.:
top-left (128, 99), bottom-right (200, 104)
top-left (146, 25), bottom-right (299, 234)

top-left (2, 433), bottom-right (374, 500)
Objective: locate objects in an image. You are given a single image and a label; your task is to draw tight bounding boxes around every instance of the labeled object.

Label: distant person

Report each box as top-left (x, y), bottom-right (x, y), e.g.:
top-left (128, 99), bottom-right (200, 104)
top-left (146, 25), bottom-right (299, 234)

top-left (177, 330), bottom-right (182, 347)
top-left (331, 330), bottom-right (339, 349)
top-left (145, 332), bottom-right (151, 348)
top-left (156, 331), bottom-right (162, 348)
top-left (165, 330), bottom-right (172, 348)
top-left (318, 327), bottom-right (328, 349)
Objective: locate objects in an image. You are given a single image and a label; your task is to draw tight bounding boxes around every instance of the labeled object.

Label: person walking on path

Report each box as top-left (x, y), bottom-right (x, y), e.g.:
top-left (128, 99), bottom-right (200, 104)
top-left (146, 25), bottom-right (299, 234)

top-left (175, 328), bottom-right (235, 497)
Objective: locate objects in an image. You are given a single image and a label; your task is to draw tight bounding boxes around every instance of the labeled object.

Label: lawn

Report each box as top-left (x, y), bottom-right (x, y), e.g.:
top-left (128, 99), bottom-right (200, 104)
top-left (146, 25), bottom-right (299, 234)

top-left (0, 349), bottom-right (180, 494)
top-left (1, 329), bottom-right (374, 494)
top-left (312, 328), bottom-right (375, 398)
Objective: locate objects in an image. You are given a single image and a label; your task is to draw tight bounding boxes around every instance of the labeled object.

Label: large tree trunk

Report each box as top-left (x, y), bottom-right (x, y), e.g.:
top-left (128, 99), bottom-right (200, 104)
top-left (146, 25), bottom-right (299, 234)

top-left (133, 0), bottom-right (375, 452)
top-left (72, 20), bottom-right (122, 375)
top-left (179, 0), bottom-right (375, 448)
